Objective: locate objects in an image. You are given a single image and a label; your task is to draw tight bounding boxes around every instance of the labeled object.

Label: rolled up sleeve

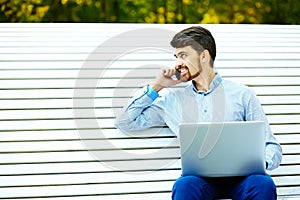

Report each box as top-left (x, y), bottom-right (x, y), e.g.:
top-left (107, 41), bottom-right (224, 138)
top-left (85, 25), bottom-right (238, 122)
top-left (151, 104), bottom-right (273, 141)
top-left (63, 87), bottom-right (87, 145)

top-left (114, 85), bottom-right (166, 131)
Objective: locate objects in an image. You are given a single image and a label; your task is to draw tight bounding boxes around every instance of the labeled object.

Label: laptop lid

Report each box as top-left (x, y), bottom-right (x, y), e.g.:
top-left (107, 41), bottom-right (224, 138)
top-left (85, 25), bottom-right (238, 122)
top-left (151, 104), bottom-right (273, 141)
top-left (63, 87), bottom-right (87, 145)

top-left (179, 121), bottom-right (266, 177)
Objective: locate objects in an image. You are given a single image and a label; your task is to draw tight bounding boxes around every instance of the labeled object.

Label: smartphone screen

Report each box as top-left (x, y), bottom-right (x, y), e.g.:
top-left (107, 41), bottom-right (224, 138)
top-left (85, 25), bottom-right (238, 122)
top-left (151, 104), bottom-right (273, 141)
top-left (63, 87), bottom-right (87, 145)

top-left (175, 69), bottom-right (181, 80)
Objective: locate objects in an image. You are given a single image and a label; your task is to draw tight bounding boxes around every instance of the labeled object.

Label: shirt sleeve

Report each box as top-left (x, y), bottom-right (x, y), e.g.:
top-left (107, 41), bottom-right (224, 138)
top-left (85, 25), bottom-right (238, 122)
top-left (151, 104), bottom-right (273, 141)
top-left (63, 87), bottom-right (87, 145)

top-left (245, 89), bottom-right (282, 171)
top-left (114, 85), bottom-right (166, 131)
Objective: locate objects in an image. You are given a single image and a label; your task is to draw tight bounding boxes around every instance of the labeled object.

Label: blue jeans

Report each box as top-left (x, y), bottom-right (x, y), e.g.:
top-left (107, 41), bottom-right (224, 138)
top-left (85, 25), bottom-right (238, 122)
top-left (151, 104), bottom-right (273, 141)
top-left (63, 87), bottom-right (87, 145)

top-left (172, 174), bottom-right (276, 200)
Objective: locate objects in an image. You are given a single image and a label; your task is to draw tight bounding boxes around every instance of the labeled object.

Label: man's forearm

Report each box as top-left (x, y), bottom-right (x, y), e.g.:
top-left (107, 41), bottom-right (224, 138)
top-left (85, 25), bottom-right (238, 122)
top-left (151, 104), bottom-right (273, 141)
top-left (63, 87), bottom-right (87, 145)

top-left (114, 85), bottom-right (164, 131)
top-left (266, 142), bottom-right (282, 170)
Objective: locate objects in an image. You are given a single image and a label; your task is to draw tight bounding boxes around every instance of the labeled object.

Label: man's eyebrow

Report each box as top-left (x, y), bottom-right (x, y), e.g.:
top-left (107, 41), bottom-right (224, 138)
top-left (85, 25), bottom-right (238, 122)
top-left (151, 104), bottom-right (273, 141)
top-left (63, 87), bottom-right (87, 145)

top-left (174, 51), bottom-right (186, 58)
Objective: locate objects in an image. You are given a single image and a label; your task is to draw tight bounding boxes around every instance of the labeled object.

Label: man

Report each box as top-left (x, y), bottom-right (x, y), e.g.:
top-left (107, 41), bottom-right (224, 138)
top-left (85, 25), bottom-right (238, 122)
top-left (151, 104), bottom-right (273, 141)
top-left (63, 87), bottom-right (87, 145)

top-left (115, 26), bottom-right (282, 199)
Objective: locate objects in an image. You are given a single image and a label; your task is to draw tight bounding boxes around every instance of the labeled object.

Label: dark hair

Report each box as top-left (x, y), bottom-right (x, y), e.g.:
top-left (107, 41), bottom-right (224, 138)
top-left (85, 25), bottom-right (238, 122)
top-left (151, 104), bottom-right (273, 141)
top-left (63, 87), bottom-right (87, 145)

top-left (170, 26), bottom-right (216, 66)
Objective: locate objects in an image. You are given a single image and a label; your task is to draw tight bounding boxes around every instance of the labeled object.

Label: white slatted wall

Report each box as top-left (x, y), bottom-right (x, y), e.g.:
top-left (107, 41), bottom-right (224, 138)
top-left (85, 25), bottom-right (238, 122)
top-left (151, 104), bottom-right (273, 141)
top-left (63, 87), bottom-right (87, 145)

top-left (0, 23), bottom-right (299, 199)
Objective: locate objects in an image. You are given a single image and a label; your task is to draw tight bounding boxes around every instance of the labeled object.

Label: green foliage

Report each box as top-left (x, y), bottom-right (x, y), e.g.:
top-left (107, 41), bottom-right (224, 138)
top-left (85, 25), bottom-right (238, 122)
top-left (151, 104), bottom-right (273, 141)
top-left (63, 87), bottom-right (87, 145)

top-left (0, 0), bottom-right (50, 22)
top-left (0, 0), bottom-right (299, 24)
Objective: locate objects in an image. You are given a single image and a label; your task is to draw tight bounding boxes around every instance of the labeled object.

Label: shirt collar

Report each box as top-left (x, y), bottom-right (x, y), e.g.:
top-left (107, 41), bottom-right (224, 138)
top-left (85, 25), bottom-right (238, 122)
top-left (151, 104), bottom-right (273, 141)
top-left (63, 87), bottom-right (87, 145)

top-left (191, 73), bottom-right (223, 95)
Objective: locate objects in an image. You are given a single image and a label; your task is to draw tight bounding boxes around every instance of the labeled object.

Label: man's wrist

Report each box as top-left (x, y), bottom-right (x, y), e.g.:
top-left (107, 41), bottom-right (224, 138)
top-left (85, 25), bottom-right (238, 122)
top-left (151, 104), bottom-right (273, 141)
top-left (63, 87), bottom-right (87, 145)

top-left (146, 85), bottom-right (159, 101)
top-left (149, 83), bottom-right (164, 92)
top-left (266, 159), bottom-right (273, 170)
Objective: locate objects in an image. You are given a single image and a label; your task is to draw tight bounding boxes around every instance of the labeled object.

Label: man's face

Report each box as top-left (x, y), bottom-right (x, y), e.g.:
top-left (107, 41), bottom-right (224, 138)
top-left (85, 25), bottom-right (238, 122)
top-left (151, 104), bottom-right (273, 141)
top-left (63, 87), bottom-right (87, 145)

top-left (174, 46), bottom-right (202, 82)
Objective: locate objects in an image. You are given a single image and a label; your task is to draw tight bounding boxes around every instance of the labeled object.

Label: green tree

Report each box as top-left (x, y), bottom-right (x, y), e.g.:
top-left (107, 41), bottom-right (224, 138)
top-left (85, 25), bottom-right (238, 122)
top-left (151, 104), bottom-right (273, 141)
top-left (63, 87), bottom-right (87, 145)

top-left (0, 0), bottom-right (50, 22)
top-left (0, 0), bottom-right (299, 24)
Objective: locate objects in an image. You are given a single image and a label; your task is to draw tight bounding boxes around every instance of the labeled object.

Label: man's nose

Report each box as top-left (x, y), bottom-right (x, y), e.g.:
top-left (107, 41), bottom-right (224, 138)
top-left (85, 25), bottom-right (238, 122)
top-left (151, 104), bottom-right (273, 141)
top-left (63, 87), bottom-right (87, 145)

top-left (176, 59), bottom-right (184, 66)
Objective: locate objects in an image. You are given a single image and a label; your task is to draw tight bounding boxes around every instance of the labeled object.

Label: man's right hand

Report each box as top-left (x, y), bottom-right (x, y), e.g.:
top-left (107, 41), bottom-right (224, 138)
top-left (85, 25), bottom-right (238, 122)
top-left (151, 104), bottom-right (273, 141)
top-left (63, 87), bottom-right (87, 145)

top-left (150, 68), bottom-right (182, 92)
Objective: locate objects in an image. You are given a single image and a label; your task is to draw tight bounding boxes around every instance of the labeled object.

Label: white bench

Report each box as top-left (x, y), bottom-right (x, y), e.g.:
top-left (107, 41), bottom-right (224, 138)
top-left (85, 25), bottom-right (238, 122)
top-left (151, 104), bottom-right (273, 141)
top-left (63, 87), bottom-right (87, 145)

top-left (0, 23), bottom-right (299, 199)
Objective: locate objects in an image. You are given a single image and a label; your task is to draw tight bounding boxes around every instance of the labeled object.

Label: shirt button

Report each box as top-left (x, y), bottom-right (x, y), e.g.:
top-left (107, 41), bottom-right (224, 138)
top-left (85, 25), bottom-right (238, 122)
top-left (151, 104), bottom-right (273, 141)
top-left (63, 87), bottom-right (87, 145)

top-left (204, 109), bottom-right (207, 113)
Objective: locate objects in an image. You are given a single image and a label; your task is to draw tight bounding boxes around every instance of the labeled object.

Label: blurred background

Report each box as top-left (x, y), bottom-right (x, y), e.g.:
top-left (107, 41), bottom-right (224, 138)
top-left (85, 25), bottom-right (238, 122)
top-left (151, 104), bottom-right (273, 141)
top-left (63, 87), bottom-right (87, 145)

top-left (0, 0), bottom-right (299, 24)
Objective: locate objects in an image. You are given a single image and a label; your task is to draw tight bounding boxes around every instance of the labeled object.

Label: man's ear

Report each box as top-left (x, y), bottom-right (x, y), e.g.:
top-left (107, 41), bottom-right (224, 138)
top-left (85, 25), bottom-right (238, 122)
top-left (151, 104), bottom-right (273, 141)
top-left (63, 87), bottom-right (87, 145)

top-left (200, 50), bottom-right (210, 63)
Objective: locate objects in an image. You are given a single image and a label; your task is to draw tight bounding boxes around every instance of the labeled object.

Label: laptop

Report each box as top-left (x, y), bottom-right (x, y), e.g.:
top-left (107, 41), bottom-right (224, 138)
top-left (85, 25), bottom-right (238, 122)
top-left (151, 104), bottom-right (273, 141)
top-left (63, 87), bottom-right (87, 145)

top-left (179, 121), bottom-right (266, 177)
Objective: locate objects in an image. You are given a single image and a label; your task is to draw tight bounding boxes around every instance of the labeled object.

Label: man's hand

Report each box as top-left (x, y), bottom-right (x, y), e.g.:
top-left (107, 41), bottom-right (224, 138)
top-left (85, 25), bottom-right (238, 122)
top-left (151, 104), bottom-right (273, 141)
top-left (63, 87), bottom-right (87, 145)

top-left (150, 68), bottom-right (182, 92)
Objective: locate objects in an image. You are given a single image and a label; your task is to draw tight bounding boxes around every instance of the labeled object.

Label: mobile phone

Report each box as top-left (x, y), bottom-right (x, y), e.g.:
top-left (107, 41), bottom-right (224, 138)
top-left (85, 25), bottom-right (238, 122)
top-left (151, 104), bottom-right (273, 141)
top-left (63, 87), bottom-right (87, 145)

top-left (175, 69), bottom-right (181, 80)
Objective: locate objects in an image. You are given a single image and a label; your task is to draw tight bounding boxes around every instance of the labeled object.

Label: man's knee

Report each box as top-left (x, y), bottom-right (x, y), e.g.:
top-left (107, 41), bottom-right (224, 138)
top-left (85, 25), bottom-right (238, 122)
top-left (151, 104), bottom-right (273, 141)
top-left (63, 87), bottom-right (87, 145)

top-left (172, 176), bottom-right (215, 200)
top-left (247, 174), bottom-right (276, 190)
top-left (242, 174), bottom-right (276, 199)
top-left (173, 176), bottom-right (204, 193)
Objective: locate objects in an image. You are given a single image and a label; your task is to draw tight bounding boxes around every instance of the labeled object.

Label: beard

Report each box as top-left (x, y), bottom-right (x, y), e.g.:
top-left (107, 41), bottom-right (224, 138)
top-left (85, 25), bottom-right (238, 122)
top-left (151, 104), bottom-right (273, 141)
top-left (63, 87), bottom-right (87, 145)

top-left (181, 60), bottom-right (202, 82)
top-left (181, 71), bottom-right (200, 82)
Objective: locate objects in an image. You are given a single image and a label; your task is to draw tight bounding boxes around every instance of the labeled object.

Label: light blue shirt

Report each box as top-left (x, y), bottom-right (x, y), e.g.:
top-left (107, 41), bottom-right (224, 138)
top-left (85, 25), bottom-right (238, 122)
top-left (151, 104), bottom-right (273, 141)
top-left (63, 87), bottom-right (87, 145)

top-left (115, 74), bottom-right (282, 170)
